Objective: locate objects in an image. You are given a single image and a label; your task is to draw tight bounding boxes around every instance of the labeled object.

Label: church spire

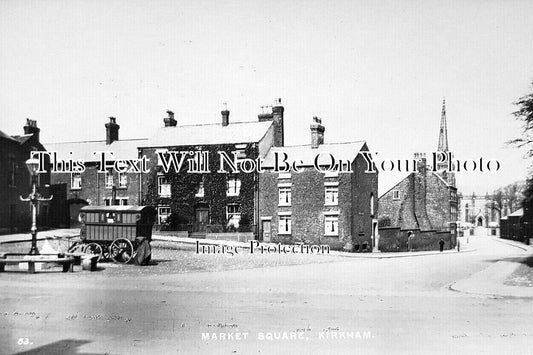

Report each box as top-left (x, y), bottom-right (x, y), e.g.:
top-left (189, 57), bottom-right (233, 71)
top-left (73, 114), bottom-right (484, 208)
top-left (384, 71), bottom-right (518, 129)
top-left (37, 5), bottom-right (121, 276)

top-left (437, 97), bottom-right (449, 152)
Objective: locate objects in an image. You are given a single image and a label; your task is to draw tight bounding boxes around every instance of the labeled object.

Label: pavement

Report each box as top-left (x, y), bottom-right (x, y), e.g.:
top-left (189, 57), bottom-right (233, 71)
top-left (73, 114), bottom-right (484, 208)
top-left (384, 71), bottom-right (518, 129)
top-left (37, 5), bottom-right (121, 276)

top-left (450, 236), bottom-right (533, 298)
top-left (1, 229), bottom-right (533, 354)
top-left (0, 229), bottom-right (80, 244)
top-left (0, 228), bottom-right (529, 296)
top-left (0, 228), bottom-right (472, 258)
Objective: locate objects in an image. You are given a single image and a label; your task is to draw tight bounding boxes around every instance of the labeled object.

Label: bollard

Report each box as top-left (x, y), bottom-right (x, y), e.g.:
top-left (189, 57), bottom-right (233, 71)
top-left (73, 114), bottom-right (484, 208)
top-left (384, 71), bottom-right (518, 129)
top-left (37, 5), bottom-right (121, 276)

top-left (82, 256), bottom-right (97, 271)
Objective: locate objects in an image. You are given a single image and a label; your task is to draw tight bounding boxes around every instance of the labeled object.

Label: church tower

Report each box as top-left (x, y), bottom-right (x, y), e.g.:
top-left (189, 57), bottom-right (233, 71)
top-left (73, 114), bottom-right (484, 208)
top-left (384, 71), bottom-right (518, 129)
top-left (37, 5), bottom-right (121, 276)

top-left (438, 98), bottom-right (449, 152)
top-left (436, 98), bottom-right (456, 187)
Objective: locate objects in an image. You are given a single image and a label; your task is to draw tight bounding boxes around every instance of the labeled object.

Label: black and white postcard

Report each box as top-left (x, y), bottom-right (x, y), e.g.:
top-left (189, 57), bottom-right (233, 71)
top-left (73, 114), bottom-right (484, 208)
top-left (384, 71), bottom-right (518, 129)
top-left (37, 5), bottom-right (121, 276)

top-left (1, 1), bottom-right (533, 354)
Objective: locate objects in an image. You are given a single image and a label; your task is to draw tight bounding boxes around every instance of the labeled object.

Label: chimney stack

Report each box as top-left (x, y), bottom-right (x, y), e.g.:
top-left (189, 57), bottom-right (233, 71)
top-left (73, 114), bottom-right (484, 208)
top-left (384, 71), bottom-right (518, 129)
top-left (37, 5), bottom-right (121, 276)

top-left (105, 116), bottom-right (120, 145)
top-left (23, 119), bottom-right (40, 142)
top-left (257, 98), bottom-right (284, 146)
top-left (258, 105), bottom-right (273, 121)
top-left (310, 116), bottom-right (325, 148)
top-left (414, 152), bottom-right (427, 176)
top-left (272, 98), bottom-right (284, 147)
top-left (164, 110), bottom-right (177, 127)
top-left (221, 103), bottom-right (230, 127)
top-left (412, 152), bottom-right (433, 230)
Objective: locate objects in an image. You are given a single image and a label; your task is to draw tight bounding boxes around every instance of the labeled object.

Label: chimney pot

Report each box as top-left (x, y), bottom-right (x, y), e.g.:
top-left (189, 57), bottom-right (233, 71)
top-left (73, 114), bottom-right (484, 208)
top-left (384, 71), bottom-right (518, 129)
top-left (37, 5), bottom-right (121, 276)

top-left (164, 110), bottom-right (177, 127)
top-left (23, 118), bottom-right (40, 142)
top-left (105, 117), bottom-right (120, 144)
top-left (221, 109), bottom-right (230, 127)
top-left (310, 116), bottom-right (325, 148)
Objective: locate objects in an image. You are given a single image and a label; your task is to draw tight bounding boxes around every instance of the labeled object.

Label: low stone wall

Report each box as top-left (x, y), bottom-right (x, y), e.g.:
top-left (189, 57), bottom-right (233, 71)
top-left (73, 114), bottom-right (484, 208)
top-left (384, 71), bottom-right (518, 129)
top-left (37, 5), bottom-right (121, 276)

top-left (153, 231), bottom-right (189, 239)
top-left (206, 232), bottom-right (255, 242)
top-left (270, 235), bottom-right (349, 251)
top-left (411, 231), bottom-right (452, 251)
top-left (378, 227), bottom-right (406, 252)
top-left (378, 227), bottom-right (453, 252)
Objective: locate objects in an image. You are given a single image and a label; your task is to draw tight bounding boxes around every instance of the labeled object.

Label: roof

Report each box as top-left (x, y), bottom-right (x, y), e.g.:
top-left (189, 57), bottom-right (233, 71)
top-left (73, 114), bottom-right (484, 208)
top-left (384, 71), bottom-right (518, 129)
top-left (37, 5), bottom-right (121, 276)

top-left (507, 208), bottom-right (523, 217)
top-left (262, 141), bottom-right (366, 168)
top-left (0, 130), bottom-right (18, 142)
top-left (80, 205), bottom-right (155, 212)
top-left (379, 171), bottom-right (454, 199)
top-left (140, 121), bottom-right (273, 148)
top-left (45, 138), bottom-right (148, 161)
top-left (11, 134), bottom-right (33, 144)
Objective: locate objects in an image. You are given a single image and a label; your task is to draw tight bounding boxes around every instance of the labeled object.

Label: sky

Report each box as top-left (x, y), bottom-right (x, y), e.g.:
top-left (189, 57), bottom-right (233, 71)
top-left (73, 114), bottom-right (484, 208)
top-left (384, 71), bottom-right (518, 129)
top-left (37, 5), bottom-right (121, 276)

top-left (1, 0), bottom-right (532, 195)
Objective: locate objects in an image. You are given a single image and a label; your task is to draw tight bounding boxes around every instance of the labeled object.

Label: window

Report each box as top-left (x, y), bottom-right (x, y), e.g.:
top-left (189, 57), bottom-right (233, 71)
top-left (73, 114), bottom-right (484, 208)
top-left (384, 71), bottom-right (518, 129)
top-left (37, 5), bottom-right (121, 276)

top-left (118, 173), bottom-right (128, 189)
top-left (158, 206), bottom-right (171, 225)
top-left (105, 212), bottom-right (117, 223)
top-left (278, 214), bottom-right (292, 235)
top-left (235, 144), bottom-right (247, 159)
top-left (278, 186), bottom-right (291, 206)
top-left (370, 194), bottom-right (375, 216)
top-left (324, 215), bottom-right (339, 236)
top-left (105, 171), bottom-right (114, 189)
top-left (196, 181), bottom-right (205, 198)
top-left (451, 205), bottom-right (457, 221)
top-left (227, 177), bottom-right (241, 196)
top-left (8, 156), bottom-right (16, 187)
top-left (392, 190), bottom-right (400, 200)
top-left (158, 175), bottom-right (171, 197)
top-left (7, 157), bottom-right (17, 187)
top-left (226, 204), bottom-right (241, 228)
top-left (325, 186), bottom-right (338, 206)
top-left (71, 173), bottom-right (82, 190)
top-left (105, 197), bottom-right (129, 206)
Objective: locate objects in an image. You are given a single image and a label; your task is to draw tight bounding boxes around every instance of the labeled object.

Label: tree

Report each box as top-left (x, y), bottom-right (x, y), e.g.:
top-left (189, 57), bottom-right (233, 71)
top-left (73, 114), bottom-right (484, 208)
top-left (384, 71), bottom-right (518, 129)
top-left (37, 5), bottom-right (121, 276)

top-left (504, 183), bottom-right (521, 213)
top-left (492, 189), bottom-right (504, 218)
top-left (485, 189), bottom-right (502, 220)
top-left (510, 82), bottom-right (533, 238)
top-left (509, 81), bottom-right (533, 156)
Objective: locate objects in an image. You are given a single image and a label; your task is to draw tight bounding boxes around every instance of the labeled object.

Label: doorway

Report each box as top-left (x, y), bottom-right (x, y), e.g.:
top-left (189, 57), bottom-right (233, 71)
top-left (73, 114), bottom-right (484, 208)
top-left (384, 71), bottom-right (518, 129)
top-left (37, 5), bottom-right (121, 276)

top-left (68, 199), bottom-right (88, 228)
top-left (195, 208), bottom-right (209, 233)
top-left (262, 219), bottom-right (271, 242)
top-left (371, 220), bottom-right (378, 251)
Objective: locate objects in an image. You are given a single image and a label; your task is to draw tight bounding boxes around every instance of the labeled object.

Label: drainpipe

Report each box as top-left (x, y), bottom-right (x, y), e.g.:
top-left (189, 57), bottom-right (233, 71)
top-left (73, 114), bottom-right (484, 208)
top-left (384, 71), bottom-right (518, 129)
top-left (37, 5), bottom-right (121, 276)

top-left (96, 168), bottom-right (99, 205)
top-left (255, 172), bottom-right (260, 240)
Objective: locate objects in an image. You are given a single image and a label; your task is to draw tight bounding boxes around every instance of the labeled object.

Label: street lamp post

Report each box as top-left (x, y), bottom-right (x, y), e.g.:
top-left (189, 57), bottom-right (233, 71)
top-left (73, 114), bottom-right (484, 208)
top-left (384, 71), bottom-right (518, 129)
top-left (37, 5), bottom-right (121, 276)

top-left (19, 157), bottom-right (53, 256)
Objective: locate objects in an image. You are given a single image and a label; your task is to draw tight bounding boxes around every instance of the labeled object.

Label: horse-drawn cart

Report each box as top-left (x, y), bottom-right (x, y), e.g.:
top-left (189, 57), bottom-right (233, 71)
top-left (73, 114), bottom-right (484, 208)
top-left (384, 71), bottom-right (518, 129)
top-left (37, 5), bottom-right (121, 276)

top-left (70, 205), bottom-right (156, 264)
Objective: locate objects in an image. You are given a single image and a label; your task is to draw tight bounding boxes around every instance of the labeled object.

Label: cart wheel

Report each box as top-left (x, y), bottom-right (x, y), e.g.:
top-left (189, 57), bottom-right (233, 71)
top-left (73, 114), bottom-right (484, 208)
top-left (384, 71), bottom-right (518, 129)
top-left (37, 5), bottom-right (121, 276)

top-left (110, 238), bottom-right (134, 264)
top-left (101, 246), bottom-right (110, 261)
top-left (85, 243), bottom-right (103, 261)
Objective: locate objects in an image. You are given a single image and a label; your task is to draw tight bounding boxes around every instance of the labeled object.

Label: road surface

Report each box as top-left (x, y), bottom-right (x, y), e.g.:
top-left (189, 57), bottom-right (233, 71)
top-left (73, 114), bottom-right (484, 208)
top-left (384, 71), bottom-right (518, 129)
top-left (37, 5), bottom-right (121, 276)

top-left (1, 234), bottom-right (532, 354)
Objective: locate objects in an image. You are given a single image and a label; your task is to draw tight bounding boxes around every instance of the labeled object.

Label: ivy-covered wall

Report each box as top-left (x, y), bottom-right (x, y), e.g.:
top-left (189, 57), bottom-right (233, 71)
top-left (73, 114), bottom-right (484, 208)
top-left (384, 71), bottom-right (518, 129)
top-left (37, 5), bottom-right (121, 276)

top-left (140, 143), bottom-right (259, 232)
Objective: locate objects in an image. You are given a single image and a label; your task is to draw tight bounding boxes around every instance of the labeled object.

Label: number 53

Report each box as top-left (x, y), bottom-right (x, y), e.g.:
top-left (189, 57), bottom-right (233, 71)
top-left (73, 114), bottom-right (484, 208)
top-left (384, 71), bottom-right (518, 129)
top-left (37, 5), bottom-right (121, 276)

top-left (17, 338), bottom-right (30, 345)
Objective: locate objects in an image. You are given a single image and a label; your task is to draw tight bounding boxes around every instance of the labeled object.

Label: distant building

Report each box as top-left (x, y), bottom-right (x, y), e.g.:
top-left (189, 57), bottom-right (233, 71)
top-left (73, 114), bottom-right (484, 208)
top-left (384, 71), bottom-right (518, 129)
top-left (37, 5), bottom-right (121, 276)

top-left (378, 100), bottom-right (458, 251)
top-left (46, 117), bottom-right (148, 227)
top-left (258, 116), bottom-right (379, 251)
top-left (459, 193), bottom-right (501, 227)
top-left (0, 119), bottom-right (50, 233)
top-left (500, 208), bottom-right (526, 243)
